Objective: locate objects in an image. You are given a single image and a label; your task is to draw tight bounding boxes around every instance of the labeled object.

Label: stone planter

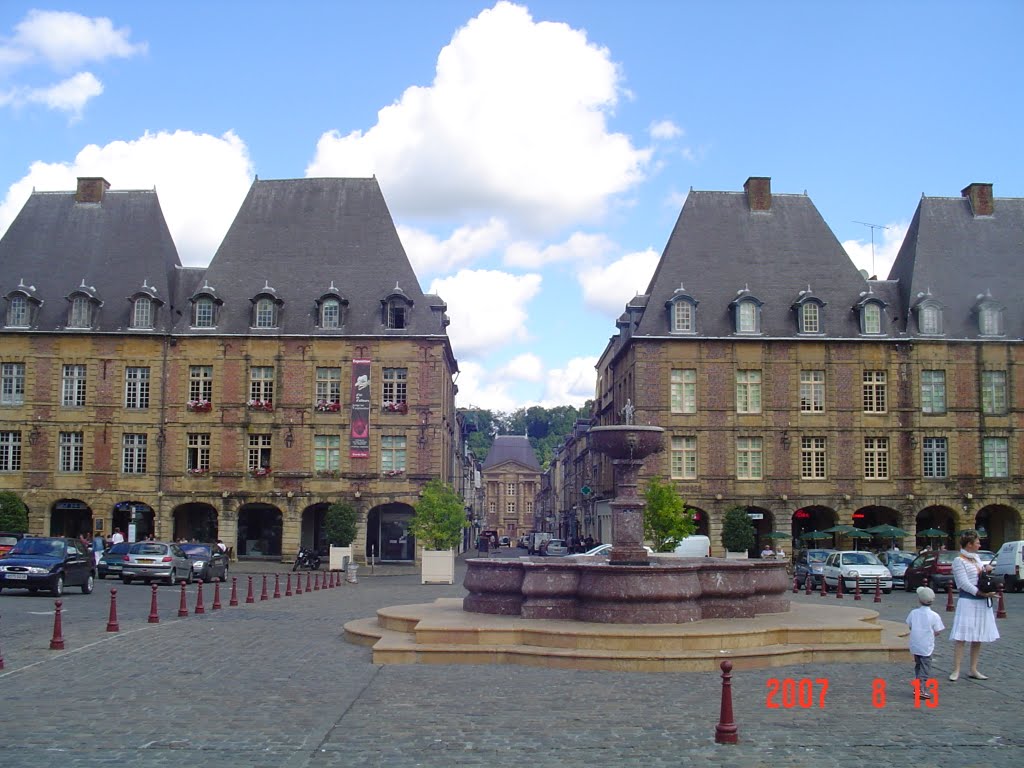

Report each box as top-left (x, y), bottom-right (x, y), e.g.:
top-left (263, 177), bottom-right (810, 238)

top-left (421, 549), bottom-right (455, 584)
top-left (724, 550), bottom-right (749, 560)
top-left (329, 545), bottom-right (352, 571)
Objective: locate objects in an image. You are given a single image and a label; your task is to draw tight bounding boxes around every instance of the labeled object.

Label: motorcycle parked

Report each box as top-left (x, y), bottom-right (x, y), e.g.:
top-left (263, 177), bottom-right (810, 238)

top-left (292, 546), bottom-right (322, 571)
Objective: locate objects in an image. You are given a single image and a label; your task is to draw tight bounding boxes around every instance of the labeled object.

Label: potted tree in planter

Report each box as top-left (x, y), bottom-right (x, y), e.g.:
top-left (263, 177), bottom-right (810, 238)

top-left (409, 479), bottom-right (468, 584)
top-left (642, 477), bottom-right (696, 552)
top-left (324, 500), bottom-right (359, 571)
top-left (721, 505), bottom-right (755, 559)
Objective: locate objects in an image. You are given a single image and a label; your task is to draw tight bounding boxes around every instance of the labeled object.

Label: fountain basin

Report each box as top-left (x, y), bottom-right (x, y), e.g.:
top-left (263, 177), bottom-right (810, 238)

top-left (464, 556), bottom-right (790, 624)
top-left (588, 424), bottom-right (665, 461)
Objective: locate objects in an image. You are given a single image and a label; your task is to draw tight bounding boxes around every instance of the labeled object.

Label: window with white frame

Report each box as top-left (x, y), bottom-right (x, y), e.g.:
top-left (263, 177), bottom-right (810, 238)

top-left (919, 304), bottom-right (942, 335)
top-left (381, 435), bottom-right (406, 473)
top-left (315, 367), bottom-right (342, 407)
top-left (670, 369), bottom-right (696, 414)
top-left (124, 367), bottom-right (151, 409)
top-left (978, 304), bottom-right (1004, 336)
top-left (69, 296), bottom-right (92, 328)
top-left (737, 300), bottom-right (759, 333)
top-left (863, 371), bottom-right (887, 413)
top-left (59, 431), bottom-right (83, 472)
top-left (1, 363), bottom-right (25, 405)
top-left (0, 431), bottom-right (22, 471)
top-left (62, 364), bottom-right (87, 407)
top-left (672, 301), bottom-right (694, 333)
top-left (506, 501), bottom-right (516, 515)
top-left (862, 302), bottom-right (882, 335)
top-left (249, 366), bottom-right (274, 405)
top-left (247, 433), bottom-right (272, 471)
top-left (983, 437), bottom-right (1009, 478)
top-left (922, 437), bottom-right (948, 478)
top-left (800, 302), bottom-right (821, 333)
top-left (6, 295), bottom-right (29, 327)
top-left (526, 500), bottom-right (534, 514)
top-left (801, 437), bottom-right (827, 479)
top-left (193, 297), bottom-right (215, 328)
top-left (800, 370), bottom-right (824, 413)
top-left (920, 370), bottom-right (946, 414)
top-left (321, 298), bottom-right (341, 328)
top-left (254, 298), bottom-right (277, 328)
top-left (671, 435), bottom-right (697, 480)
top-left (507, 482), bottom-right (516, 496)
top-left (187, 433), bottom-right (210, 472)
top-left (736, 436), bottom-right (763, 480)
top-left (131, 297), bottom-right (153, 329)
top-left (382, 368), bottom-right (407, 408)
top-left (981, 371), bottom-right (1007, 414)
top-left (736, 370), bottom-right (762, 414)
top-left (122, 433), bottom-right (147, 474)
top-left (863, 437), bottom-right (889, 479)
top-left (314, 435), bottom-right (341, 471)
top-left (488, 501), bottom-right (496, 515)
top-left (189, 365), bottom-right (213, 404)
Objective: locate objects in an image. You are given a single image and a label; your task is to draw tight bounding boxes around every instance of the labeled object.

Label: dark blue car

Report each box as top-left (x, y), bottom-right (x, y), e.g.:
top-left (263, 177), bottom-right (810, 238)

top-left (0, 536), bottom-right (96, 596)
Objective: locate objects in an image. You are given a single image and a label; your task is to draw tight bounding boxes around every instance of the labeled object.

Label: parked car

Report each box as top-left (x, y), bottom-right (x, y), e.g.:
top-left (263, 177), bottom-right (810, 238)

top-left (121, 541), bottom-right (193, 585)
top-left (498, 536), bottom-right (511, 548)
top-left (98, 541), bottom-right (132, 579)
top-left (0, 536), bottom-right (96, 596)
top-left (977, 550), bottom-right (996, 567)
top-left (989, 540), bottom-right (1024, 593)
top-left (578, 543), bottom-right (654, 557)
top-left (877, 551), bottom-right (916, 589)
top-left (179, 543), bottom-right (230, 582)
top-left (794, 549), bottom-right (834, 589)
top-left (0, 531), bottom-right (25, 557)
top-left (903, 550), bottom-right (957, 592)
top-left (822, 550), bottom-right (892, 594)
top-left (542, 539), bottom-right (569, 556)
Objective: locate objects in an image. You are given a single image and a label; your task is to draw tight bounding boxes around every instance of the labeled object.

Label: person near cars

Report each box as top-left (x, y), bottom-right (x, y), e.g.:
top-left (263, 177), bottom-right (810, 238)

top-left (899, 586), bottom-right (944, 698)
top-left (110, 527), bottom-right (124, 546)
top-left (217, 539), bottom-right (227, 552)
top-left (948, 529), bottom-right (999, 682)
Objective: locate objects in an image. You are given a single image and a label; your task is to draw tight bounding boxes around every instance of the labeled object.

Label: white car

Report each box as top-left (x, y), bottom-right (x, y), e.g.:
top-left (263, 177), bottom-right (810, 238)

top-left (578, 543), bottom-right (655, 557)
top-left (822, 550), bottom-right (892, 594)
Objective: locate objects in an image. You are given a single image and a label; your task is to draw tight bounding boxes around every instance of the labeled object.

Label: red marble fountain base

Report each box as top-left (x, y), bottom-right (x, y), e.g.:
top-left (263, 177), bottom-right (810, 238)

top-left (463, 557), bottom-right (790, 624)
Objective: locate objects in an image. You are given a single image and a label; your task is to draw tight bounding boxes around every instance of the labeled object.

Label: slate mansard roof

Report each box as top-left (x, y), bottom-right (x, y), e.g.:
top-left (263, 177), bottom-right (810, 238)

top-left (482, 435), bottom-right (542, 471)
top-left (0, 179), bottom-right (181, 333)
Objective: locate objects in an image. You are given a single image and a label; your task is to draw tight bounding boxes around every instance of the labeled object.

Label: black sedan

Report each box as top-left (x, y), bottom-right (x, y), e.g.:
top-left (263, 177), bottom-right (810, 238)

top-left (179, 543), bottom-right (230, 583)
top-left (0, 536), bottom-right (96, 596)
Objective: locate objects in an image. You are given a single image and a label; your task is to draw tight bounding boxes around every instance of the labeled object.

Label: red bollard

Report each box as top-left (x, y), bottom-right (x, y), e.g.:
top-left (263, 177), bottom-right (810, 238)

top-left (314, 572), bottom-right (321, 591)
top-left (946, 582), bottom-right (955, 613)
top-left (194, 580), bottom-right (205, 615)
top-left (260, 575), bottom-right (269, 601)
top-left (792, 576), bottom-right (799, 594)
top-left (106, 588), bottom-right (120, 632)
top-left (273, 574), bottom-right (281, 599)
top-left (836, 577), bottom-right (844, 599)
top-left (296, 573), bottom-right (304, 595)
top-left (50, 600), bottom-right (65, 650)
top-left (177, 581), bottom-right (189, 617)
top-left (148, 584), bottom-right (160, 623)
top-left (996, 584), bottom-right (1007, 619)
top-left (714, 660), bottom-right (739, 744)
top-left (306, 572), bottom-right (312, 593)
top-left (874, 578), bottom-right (882, 603)
top-left (245, 576), bottom-right (255, 604)
top-left (804, 575), bottom-right (812, 595)
top-left (212, 579), bottom-right (223, 610)
top-left (229, 576), bottom-right (239, 607)
top-left (819, 575), bottom-right (827, 597)
top-left (286, 573), bottom-right (293, 596)
top-left (854, 575), bottom-right (862, 600)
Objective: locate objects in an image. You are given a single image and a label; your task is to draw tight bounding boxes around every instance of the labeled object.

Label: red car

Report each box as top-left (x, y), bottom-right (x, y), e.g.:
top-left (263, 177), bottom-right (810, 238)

top-left (0, 531), bottom-right (25, 557)
top-left (903, 550), bottom-right (957, 592)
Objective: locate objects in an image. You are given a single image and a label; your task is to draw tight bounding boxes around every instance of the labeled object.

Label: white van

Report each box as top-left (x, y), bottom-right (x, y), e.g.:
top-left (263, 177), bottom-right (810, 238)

top-left (667, 535), bottom-right (711, 558)
top-left (990, 540), bottom-right (1024, 592)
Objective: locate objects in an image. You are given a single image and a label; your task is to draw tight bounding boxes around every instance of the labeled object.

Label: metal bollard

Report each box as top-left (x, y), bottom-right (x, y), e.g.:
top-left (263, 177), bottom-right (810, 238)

top-left (50, 600), bottom-right (65, 650)
top-left (194, 580), bottom-right (205, 615)
top-left (273, 574), bottom-right (281, 599)
top-left (714, 660), bottom-right (739, 744)
top-left (106, 588), bottom-right (120, 632)
top-left (854, 575), bottom-right (862, 600)
top-left (996, 584), bottom-right (1007, 619)
top-left (177, 582), bottom-right (189, 617)
top-left (148, 583), bottom-right (160, 623)
top-left (212, 578), bottom-right (223, 610)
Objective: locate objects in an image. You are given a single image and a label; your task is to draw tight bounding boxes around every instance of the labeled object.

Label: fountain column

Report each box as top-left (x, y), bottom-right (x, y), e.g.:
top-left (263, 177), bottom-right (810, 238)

top-left (608, 455), bottom-right (651, 565)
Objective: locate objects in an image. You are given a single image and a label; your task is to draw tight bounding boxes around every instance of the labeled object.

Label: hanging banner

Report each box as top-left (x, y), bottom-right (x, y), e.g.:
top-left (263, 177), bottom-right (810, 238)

top-left (350, 358), bottom-right (371, 457)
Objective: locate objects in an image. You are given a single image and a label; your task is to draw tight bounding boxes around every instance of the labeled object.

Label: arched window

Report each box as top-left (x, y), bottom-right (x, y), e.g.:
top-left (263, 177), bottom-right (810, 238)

top-left (193, 297), bottom-right (215, 328)
top-left (730, 296), bottom-right (763, 334)
top-left (918, 302), bottom-right (943, 335)
top-left (6, 295), bottom-right (28, 327)
top-left (69, 296), bottom-right (92, 328)
top-left (863, 303), bottom-right (881, 334)
top-left (666, 290), bottom-right (698, 334)
top-left (255, 297), bottom-right (277, 328)
top-left (801, 302), bottom-right (820, 333)
top-left (131, 297), bottom-right (153, 329)
top-left (978, 302), bottom-right (1004, 336)
top-left (321, 298), bottom-right (341, 328)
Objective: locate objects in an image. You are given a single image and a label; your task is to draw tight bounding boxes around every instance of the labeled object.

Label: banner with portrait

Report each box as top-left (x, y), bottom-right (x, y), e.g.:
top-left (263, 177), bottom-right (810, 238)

top-left (350, 358), bottom-right (371, 458)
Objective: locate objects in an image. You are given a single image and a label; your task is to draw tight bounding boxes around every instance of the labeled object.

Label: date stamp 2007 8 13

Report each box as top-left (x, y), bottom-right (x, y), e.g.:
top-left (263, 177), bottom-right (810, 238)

top-left (765, 678), bottom-right (939, 710)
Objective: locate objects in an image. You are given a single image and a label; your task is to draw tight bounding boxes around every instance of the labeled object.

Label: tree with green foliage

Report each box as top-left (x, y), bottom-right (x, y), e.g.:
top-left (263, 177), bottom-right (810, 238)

top-left (642, 477), bottom-right (696, 552)
top-left (324, 501), bottom-right (359, 546)
top-left (409, 479), bottom-right (468, 550)
top-left (721, 505), bottom-right (756, 553)
top-left (0, 491), bottom-right (29, 533)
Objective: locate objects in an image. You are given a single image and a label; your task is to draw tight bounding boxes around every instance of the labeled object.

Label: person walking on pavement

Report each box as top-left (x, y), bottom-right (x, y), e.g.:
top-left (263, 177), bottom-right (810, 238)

top-left (948, 529), bottom-right (999, 681)
top-left (900, 586), bottom-right (944, 698)
top-left (110, 527), bottom-right (124, 546)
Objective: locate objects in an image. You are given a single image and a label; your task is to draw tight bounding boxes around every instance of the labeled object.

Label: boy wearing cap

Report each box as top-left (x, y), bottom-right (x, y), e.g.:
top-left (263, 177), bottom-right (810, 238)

top-left (900, 586), bottom-right (945, 698)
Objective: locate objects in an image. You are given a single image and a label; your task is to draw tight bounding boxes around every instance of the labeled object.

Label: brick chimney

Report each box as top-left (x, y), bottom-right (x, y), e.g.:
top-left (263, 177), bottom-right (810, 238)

top-left (75, 177), bottom-right (110, 204)
top-left (744, 176), bottom-right (771, 212)
top-left (961, 182), bottom-right (993, 216)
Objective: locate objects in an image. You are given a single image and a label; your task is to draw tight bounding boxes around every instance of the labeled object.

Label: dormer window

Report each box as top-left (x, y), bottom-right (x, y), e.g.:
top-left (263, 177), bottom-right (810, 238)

top-left (855, 295), bottom-right (887, 335)
top-left (729, 291), bottom-right (763, 335)
top-left (666, 287), bottom-right (698, 334)
top-left (132, 297), bottom-right (153, 329)
top-left (194, 297), bottom-right (216, 328)
top-left (69, 296), bottom-right (91, 328)
top-left (316, 286), bottom-right (348, 329)
top-left (975, 295), bottom-right (1005, 337)
top-left (255, 298), bottom-right (277, 328)
top-left (381, 284), bottom-right (413, 330)
top-left (916, 300), bottom-right (943, 336)
top-left (6, 294), bottom-right (28, 327)
top-left (793, 290), bottom-right (825, 335)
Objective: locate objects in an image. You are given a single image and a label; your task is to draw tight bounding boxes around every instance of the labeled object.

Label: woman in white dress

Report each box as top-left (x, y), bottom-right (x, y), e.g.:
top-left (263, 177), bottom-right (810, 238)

top-left (948, 529), bottom-right (999, 681)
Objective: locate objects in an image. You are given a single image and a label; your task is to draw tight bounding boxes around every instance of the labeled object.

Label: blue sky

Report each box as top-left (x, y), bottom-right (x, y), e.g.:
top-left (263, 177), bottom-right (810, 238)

top-left (2, 1), bottom-right (1022, 411)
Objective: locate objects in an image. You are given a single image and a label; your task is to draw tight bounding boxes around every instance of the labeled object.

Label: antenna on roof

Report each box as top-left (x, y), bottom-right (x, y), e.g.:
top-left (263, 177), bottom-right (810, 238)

top-left (853, 221), bottom-right (891, 278)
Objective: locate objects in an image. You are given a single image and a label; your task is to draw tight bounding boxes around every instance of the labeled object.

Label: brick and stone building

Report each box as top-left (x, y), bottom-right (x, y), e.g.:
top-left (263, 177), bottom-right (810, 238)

top-left (480, 435), bottom-right (541, 543)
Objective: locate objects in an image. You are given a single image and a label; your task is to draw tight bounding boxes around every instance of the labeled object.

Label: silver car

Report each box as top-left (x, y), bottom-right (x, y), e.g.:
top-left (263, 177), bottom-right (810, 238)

top-left (121, 541), bottom-right (193, 585)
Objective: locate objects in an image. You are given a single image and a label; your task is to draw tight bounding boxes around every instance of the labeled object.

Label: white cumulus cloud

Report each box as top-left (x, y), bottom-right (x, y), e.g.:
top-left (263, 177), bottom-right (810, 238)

top-left (0, 130), bottom-right (254, 266)
top-left (23, 71), bottom-right (102, 116)
top-left (307, 1), bottom-right (649, 233)
top-left (6, 10), bottom-right (147, 70)
top-left (454, 360), bottom-right (520, 412)
top-left (542, 356), bottom-right (597, 407)
top-left (497, 353), bottom-right (544, 383)
top-left (398, 218), bottom-right (509, 275)
top-left (577, 247), bottom-right (660, 316)
top-left (841, 222), bottom-right (908, 279)
top-left (504, 231), bottom-right (615, 269)
top-left (649, 119), bottom-right (682, 140)
top-left (428, 269), bottom-right (541, 358)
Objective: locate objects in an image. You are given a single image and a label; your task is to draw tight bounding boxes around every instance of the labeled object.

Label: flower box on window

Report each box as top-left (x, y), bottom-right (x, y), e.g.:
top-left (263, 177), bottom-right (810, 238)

top-left (315, 400), bottom-right (341, 413)
top-left (382, 469), bottom-right (405, 477)
top-left (250, 467), bottom-right (272, 477)
top-left (382, 401), bottom-right (408, 414)
top-left (248, 399), bottom-right (273, 411)
top-left (187, 400), bottom-right (213, 412)
top-left (316, 470), bottom-right (341, 478)
top-left (187, 467), bottom-right (209, 476)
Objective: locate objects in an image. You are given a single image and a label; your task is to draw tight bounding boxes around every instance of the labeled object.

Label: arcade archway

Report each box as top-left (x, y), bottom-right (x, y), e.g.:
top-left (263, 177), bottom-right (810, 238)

top-left (112, 501), bottom-right (155, 541)
top-left (236, 504), bottom-right (283, 558)
top-left (744, 506), bottom-right (775, 558)
top-left (172, 503), bottom-right (219, 543)
top-left (973, 504), bottom-right (1021, 551)
top-left (49, 499), bottom-right (92, 538)
top-left (366, 502), bottom-right (415, 562)
top-left (300, 502), bottom-right (330, 553)
top-left (689, 506), bottom-right (709, 537)
top-left (915, 505), bottom-right (958, 550)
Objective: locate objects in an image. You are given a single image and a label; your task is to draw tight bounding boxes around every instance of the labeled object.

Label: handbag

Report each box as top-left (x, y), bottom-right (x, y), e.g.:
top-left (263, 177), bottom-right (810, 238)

top-left (976, 570), bottom-right (999, 595)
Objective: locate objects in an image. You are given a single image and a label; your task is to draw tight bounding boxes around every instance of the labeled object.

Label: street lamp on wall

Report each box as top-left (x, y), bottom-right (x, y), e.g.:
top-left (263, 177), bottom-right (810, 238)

top-left (28, 425), bottom-right (41, 445)
top-left (780, 430), bottom-right (790, 449)
top-left (284, 426), bottom-right (294, 448)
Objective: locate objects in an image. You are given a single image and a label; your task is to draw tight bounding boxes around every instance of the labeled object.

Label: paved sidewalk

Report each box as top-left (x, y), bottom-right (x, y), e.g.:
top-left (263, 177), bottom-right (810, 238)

top-left (0, 552), bottom-right (1020, 768)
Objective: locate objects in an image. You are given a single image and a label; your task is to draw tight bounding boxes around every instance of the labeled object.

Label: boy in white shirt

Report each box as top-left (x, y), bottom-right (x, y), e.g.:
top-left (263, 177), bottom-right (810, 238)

top-left (900, 586), bottom-right (945, 698)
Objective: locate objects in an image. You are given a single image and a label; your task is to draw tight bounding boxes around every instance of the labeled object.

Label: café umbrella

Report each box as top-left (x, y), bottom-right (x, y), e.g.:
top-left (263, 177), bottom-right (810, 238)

top-left (800, 530), bottom-right (832, 541)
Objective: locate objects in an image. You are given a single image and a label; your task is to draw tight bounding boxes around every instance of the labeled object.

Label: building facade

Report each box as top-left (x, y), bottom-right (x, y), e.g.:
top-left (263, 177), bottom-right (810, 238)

top-left (480, 435), bottom-right (541, 542)
top-left (0, 176), bottom-right (460, 563)
top-left (585, 178), bottom-right (1022, 556)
